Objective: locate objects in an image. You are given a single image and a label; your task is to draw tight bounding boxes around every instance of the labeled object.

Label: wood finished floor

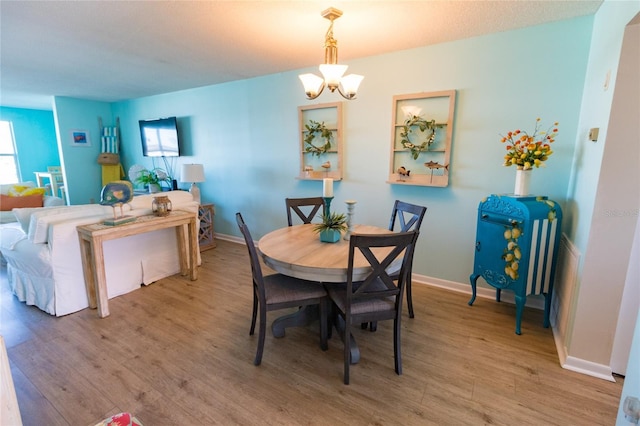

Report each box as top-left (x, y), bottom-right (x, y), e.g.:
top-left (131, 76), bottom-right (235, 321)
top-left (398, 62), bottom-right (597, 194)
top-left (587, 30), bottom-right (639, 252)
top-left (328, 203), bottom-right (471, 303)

top-left (1, 239), bottom-right (623, 425)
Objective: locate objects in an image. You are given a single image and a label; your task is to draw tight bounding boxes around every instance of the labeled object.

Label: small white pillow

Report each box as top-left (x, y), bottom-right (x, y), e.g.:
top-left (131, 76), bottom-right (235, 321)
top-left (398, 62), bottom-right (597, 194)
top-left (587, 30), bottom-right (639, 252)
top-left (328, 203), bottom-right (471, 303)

top-left (13, 207), bottom-right (47, 233)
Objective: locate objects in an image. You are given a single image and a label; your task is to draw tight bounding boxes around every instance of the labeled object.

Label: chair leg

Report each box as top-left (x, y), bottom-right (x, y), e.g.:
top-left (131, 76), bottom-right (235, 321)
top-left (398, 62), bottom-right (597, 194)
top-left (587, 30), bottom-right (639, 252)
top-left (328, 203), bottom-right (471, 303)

top-left (250, 289), bottom-right (258, 335)
top-left (254, 307), bottom-right (266, 366)
top-left (319, 299), bottom-right (328, 351)
top-left (327, 302), bottom-right (334, 340)
top-left (343, 316), bottom-right (351, 385)
top-left (394, 318), bottom-right (402, 375)
top-left (407, 276), bottom-right (415, 319)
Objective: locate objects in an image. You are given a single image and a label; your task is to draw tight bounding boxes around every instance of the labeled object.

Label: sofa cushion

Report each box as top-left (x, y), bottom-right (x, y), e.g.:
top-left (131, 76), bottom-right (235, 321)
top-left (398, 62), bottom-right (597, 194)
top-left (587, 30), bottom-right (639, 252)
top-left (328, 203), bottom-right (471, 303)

top-left (28, 204), bottom-right (113, 244)
top-left (13, 207), bottom-right (45, 233)
top-left (13, 205), bottom-right (69, 233)
top-left (0, 194), bottom-right (44, 210)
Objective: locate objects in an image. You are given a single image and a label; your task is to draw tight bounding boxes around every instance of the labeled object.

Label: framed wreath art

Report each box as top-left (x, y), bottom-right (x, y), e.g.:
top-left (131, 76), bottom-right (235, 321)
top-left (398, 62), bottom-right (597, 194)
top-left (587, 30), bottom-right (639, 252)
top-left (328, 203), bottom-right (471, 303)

top-left (298, 102), bottom-right (343, 180)
top-left (388, 90), bottom-right (456, 187)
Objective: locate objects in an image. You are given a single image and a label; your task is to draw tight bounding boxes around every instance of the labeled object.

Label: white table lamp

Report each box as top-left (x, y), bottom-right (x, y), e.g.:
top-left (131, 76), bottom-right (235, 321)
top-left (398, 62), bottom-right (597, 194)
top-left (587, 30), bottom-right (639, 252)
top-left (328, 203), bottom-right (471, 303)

top-left (181, 164), bottom-right (205, 204)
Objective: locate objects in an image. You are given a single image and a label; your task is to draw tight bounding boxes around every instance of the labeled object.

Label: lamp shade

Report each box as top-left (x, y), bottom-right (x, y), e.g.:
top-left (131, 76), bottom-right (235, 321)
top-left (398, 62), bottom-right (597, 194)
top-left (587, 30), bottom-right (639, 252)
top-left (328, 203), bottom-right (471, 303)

top-left (319, 64), bottom-right (348, 87)
top-left (340, 74), bottom-right (364, 98)
top-left (299, 73), bottom-right (325, 98)
top-left (181, 164), bottom-right (205, 183)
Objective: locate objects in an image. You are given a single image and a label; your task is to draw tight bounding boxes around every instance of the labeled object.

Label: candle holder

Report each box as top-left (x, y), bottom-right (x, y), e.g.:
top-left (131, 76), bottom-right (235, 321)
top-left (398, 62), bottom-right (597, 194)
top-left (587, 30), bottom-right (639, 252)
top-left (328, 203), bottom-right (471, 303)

top-left (323, 196), bottom-right (334, 217)
top-left (344, 200), bottom-right (357, 240)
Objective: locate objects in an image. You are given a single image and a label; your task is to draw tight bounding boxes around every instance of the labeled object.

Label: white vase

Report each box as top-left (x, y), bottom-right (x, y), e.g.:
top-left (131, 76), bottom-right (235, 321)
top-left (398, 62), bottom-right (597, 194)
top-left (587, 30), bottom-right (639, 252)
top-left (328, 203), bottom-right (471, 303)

top-left (514, 168), bottom-right (531, 196)
top-left (148, 183), bottom-right (161, 193)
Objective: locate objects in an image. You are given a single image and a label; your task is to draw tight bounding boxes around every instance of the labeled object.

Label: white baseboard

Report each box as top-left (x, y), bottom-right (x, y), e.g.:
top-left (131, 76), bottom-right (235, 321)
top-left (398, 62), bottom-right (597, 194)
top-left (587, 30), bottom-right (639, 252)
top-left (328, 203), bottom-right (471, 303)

top-left (561, 355), bottom-right (616, 382)
top-left (411, 273), bottom-right (545, 310)
top-left (214, 233), bottom-right (244, 245)
top-left (549, 322), bottom-right (616, 382)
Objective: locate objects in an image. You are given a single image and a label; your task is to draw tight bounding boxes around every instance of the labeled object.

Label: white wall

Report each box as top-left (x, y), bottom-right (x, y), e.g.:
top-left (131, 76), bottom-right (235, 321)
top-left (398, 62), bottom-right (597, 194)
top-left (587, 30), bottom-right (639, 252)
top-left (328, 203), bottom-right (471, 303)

top-left (561, 2), bottom-right (640, 374)
top-left (616, 217), bottom-right (640, 423)
top-left (53, 97), bottom-right (114, 205)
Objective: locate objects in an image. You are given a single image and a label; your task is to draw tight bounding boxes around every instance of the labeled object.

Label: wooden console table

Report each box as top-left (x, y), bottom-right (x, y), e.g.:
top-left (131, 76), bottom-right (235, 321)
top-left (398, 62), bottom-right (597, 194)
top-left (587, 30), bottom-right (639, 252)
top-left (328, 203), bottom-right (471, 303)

top-left (77, 211), bottom-right (198, 318)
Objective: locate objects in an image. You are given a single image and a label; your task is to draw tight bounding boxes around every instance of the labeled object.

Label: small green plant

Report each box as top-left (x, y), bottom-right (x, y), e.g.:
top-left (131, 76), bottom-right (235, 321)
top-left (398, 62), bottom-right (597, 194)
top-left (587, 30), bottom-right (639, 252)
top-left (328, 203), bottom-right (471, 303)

top-left (313, 211), bottom-right (347, 233)
top-left (135, 168), bottom-right (171, 187)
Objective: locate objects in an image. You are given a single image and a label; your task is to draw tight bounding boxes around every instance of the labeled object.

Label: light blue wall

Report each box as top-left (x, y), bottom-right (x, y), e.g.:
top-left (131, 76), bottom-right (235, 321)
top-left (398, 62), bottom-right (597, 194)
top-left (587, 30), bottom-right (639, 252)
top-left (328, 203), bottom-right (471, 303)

top-left (0, 106), bottom-right (59, 183)
top-left (112, 17), bottom-right (592, 285)
top-left (53, 96), bottom-right (114, 205)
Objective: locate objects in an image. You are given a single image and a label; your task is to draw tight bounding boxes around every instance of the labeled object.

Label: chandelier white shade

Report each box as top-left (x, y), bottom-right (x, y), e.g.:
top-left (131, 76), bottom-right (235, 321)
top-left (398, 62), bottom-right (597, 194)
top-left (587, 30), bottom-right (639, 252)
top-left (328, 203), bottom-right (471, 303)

top-left (181, 163), bottom-right (205, 204)
top-left (299, 7), bottom-right (363, 100)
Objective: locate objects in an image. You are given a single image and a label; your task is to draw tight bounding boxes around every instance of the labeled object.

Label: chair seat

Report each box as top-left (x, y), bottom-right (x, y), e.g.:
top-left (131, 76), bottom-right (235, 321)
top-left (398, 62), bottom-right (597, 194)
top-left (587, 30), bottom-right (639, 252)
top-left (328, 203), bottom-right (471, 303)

top-left (327, 278), bottom-right (395, 315)
top-left (264, 274), bottom-right (327, 305)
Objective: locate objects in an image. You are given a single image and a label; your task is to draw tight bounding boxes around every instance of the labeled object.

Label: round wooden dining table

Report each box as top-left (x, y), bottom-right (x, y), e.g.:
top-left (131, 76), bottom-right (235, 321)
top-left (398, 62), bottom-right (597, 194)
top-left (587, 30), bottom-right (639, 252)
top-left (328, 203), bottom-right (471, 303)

top-left (258, 223), bottom-right (396, 364)
top-left (258, 223), bottom-right (394, 283)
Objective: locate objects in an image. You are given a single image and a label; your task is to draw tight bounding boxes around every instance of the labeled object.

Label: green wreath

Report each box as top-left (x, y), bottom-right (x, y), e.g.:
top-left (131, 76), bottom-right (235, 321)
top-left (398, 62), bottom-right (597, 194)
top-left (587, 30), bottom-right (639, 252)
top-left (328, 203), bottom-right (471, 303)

top-left (400, 115), bottom-right (437, 160)
top-left (304, 120), bottom-right (333, 157)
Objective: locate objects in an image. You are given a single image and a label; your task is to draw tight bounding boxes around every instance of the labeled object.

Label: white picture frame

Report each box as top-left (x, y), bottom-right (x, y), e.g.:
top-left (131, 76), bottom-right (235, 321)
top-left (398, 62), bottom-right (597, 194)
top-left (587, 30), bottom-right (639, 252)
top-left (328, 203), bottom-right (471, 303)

top-left (70, 129), bottom-right (91, 147)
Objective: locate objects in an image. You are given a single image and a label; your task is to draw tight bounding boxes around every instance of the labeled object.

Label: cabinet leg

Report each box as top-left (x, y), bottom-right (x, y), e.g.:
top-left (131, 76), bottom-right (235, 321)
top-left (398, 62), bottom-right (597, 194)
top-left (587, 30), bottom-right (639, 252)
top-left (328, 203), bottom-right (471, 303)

top-left (468, 274), bottom-right (478, 306)
top-left (514, 295), bottom-right (525, 335)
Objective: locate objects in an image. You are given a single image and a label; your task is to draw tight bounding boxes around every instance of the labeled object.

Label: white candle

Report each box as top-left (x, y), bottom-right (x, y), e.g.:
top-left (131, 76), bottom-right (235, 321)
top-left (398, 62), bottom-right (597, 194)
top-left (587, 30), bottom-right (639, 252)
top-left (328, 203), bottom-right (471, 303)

top-left (323, 178), bottom-right (333, 197)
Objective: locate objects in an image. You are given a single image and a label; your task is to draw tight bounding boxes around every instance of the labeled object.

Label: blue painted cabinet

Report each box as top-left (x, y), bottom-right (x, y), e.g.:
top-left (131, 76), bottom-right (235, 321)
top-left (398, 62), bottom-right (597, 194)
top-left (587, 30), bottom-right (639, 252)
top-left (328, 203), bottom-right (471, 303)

top-left (469, 194), bottom-right (562, 334)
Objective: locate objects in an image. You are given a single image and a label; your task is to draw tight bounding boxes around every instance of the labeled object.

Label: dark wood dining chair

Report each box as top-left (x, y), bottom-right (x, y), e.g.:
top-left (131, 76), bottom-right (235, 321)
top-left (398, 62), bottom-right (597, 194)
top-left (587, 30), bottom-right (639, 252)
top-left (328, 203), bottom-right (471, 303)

top-left (388, 200), bottom-right (427, 319)
top-left (285, 197), bottom-right (324, 226)
top-left (236, 212), bottom-right (329, 366)
top-left (327, 231), bottom-right (419, 384)
top-left (364, 200), bottom-right (427, 331)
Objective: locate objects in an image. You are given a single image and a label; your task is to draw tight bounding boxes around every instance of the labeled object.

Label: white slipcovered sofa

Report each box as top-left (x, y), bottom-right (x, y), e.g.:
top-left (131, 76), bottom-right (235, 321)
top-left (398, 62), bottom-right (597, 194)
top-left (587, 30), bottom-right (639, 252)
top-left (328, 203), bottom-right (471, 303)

top-left (0, 190), bottom-right (200, 316)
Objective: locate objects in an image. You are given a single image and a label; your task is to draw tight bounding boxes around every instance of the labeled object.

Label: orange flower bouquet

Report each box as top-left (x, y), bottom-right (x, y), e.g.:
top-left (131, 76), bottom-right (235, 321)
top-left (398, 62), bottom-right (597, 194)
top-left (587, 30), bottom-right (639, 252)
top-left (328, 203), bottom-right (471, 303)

top-left (501, 118), bottom-right (559, 170)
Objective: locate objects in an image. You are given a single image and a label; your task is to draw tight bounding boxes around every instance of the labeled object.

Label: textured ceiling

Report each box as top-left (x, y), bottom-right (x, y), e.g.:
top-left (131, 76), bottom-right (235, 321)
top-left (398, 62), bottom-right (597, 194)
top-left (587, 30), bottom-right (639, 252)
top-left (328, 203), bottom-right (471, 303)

top-left (0, 0), bottom-right (602, 109)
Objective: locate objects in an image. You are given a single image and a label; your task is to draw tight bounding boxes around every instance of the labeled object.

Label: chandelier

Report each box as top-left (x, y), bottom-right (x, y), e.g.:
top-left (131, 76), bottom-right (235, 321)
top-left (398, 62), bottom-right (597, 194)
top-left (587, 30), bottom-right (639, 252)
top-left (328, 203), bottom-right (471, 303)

top-left (298, 7), bottom-right (364, 100)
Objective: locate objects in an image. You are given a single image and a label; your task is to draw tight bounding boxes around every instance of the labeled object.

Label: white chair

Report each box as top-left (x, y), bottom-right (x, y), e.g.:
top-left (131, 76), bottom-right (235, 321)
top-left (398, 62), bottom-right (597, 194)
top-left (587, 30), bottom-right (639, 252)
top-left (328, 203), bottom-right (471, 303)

top-left (45, 166), bottom-right (66, 201)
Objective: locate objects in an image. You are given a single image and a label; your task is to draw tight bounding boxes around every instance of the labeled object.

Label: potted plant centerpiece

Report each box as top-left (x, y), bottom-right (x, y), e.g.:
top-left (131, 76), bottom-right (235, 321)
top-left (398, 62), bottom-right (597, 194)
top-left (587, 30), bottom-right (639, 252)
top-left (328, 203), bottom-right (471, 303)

top-left (136, 168), bottom-right (171, 193)
top-left (313, 211), bottom-right (347, 243)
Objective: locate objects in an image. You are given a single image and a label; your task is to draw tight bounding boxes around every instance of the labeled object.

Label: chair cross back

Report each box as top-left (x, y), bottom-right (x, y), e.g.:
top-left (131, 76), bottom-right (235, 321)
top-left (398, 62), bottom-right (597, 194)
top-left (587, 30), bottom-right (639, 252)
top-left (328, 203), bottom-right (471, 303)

top-left (389, 200), bottom-right (427, 232)
top-left (350, 241), bottom-right (408, 300)
top-left (286, 197), bottom-right (324, 226)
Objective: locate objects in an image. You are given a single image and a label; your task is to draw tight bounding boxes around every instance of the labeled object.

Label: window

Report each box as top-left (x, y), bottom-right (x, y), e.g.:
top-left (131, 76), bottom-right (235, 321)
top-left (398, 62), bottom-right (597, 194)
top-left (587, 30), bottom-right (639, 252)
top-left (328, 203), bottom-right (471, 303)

top-left (0, 121), bottom-right (19, 184)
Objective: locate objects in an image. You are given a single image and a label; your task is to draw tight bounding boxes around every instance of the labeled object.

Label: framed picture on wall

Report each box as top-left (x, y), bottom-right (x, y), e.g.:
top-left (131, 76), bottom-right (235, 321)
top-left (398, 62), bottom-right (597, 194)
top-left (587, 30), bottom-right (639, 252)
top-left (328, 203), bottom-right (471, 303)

top-left (70, 129), bottom-right (91, 147)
